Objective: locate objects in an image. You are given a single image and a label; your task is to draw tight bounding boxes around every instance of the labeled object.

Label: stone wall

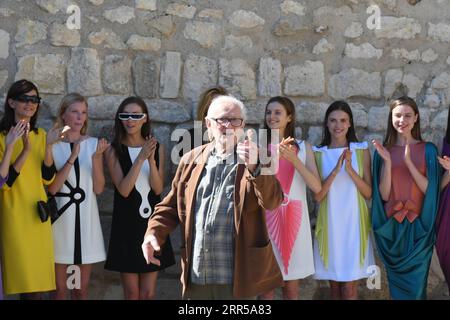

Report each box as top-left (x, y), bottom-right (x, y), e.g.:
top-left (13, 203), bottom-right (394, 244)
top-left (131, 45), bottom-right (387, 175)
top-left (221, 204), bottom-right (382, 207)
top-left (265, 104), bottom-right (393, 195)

top-left (0, 0), bottom-right (449, 200)
top-left (1, 0), bottom-right (450, 299)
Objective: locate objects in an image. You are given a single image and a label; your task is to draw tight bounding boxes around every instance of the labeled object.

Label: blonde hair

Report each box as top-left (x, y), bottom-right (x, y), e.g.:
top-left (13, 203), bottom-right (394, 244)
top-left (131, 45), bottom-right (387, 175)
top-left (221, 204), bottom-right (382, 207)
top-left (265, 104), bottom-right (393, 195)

top-left (56, 93), bottom-right (88, 135)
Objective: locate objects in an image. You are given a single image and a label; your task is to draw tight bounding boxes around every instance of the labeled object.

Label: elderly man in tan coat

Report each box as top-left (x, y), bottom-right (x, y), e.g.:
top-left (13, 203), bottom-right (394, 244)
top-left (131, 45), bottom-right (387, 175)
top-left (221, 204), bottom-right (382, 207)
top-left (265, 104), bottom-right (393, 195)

top-left (142, 95), bottom-right (283, 299)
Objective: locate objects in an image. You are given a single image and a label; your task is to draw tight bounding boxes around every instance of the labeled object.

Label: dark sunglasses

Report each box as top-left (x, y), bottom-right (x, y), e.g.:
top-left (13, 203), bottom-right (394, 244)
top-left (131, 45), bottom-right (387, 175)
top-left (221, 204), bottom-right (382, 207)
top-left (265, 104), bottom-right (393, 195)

top-left (14, 95), bottom-right (41, 104)
top-left (118, 113), bottom-right (146, 121)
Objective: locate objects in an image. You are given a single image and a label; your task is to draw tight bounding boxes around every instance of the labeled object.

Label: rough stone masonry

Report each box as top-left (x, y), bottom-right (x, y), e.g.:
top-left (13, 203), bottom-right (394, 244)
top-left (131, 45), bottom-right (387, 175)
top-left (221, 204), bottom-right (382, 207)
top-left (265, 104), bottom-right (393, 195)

top-left (1, 0), bottom-right (450, 299)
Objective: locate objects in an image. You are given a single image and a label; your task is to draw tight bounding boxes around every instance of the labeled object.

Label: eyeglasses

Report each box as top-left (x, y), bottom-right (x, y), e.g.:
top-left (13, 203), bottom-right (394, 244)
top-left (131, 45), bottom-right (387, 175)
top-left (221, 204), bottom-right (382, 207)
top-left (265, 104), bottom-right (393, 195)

top-left (209, 118), bottom-right (243, 127)
top-left (14, 95), bottom-right (41, 104)
top-left (118, 113), bottom-right (146, 121)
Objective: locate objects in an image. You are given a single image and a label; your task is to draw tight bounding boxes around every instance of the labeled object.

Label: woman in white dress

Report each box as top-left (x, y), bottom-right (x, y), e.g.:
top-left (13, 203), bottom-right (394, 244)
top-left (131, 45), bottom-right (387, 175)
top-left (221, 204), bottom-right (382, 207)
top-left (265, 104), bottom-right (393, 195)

top-left (313, 101), bottom-right (374, 300)
top-left (48, 93), bottom-right (108, 299)
top-left (260, 96), bottom-right (321, 300)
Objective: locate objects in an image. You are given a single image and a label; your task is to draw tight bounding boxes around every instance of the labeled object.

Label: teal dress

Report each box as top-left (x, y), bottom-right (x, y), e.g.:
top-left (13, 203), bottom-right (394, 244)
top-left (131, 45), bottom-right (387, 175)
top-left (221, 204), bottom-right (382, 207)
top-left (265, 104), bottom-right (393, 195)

top-left (371, 142), bottom-right (439, 299)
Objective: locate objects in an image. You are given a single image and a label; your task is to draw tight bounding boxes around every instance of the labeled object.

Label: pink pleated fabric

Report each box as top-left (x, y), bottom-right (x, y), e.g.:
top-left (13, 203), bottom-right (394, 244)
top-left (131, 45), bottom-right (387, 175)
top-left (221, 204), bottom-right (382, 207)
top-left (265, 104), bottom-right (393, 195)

top-left (266, 144), bottom-right (302, 274)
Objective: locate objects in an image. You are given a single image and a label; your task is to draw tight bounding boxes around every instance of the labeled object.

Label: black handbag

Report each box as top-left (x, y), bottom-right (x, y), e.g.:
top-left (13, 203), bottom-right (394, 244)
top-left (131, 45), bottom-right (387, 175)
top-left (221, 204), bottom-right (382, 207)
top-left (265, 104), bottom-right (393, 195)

top-left (37, 195), bottom-right (58, 223)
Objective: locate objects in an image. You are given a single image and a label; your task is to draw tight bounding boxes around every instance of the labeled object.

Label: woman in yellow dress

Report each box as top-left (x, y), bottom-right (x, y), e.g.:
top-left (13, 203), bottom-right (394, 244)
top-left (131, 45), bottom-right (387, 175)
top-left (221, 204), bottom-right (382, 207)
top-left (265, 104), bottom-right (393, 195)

top-left (0, 79), bottom-right (62, 299)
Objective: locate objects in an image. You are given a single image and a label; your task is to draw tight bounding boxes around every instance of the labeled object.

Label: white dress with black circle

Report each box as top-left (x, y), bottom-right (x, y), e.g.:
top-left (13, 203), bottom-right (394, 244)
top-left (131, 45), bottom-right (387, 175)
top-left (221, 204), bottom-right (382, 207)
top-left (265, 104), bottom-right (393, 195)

top-left (51, 138), bottom-right (106, 264)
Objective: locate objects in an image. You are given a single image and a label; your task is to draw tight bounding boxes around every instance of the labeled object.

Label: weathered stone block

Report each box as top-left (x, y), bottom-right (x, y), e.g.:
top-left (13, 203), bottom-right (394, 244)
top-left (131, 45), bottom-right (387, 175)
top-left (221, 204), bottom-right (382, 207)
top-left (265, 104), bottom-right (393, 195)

top-left (296, 102), bottom-right (328, 125)
top-left (103, 6), bottom-right (135, 24)
top-left (428, 22), bottom-right (450, 43)
top-left (182, 54), bottom-right (217, 103)
top-left (127, 35), bottom-right (161, 51)
top-left (219, 58), bottom-right (257, 100)
top-left (160, 51), bottom-right (182, 98)
top-left (328, 68), bottom-right (381, 99)
top-left (88, 96), bottom-right (126, 119)
top-left (36, 0), bottom-right (72, 14)
top-left (183, 21), bottom-right (221, 48)
top-left (16, 54), bottom-right (66, 94)
top-left (0, 29), bottom-right (9, 59)
top-left (68, 48), bottom-right (102, 96)
top-left (146, 15), bottom-right (176, 37)
top-left (50, 22), bottom-right (80, 47)
top-left (166, 3), bottom-right (196, 19)
top-left (258, 57), bottom-right (282, 97)
top-left (135, 0), bottom-right (156, 11)
top-left (224, 35), bottom-right (253, 53)
top-left (15, 20), bottom-right (47, 47)
top-left (89, 28), bottom-right (126, 50)
top-left (344, 22), bottom-right (363, 38)
top-left (281, 1), bottom-right (306, 16)
top-left (313, 38), bottom-right (334, 54)
top-left (284, 61), bottom-right (325, 97)
top-left (273, 17), bottom-right (308, 36)
top-left (103, 55), bottom-right (132, 94)
top-left (229, 10), bottom-right (265, 29)
top-left (374, 16), bottom-right (421, 39)
top-left (0, 70), bottom-right (8, 89)
top-left (391, 48), bottom-right (421, 62)
top-left (145, 100), bottom-right (191, 123)
top-left (345, 43), bottom-right (383, 59)
top-left (133, 56), bottom-right (159, 98)
top-left (421, 48), bottom-right (438, 63)
top-left (198, 9), bottom-right (223, 20)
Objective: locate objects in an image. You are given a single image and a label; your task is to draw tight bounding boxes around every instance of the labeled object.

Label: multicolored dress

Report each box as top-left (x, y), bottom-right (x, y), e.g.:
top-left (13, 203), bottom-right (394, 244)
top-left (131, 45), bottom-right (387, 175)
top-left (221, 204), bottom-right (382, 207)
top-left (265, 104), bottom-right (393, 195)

top-left (372, 142), bottom-right (439, 299)
top-left (313, 142), bottom-right (374, 281)
top-left (265, 140), bottom-right (315, 280)
top-left (105, 144), bottom-right (175, 273)
top-left (51, 138), bottom-right (106, 265)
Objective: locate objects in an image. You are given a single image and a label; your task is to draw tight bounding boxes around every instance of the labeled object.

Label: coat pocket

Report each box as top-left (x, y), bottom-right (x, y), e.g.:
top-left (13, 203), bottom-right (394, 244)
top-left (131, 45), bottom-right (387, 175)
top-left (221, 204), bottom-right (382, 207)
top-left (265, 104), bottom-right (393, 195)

top-left (247, 241), bottom-right (276, 284)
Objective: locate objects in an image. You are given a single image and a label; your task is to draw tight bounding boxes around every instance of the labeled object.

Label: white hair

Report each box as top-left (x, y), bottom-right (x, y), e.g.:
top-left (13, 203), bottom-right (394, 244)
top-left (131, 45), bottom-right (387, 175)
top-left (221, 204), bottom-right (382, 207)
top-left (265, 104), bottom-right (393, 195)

top-left (206, 95), bottom-right (247, 121)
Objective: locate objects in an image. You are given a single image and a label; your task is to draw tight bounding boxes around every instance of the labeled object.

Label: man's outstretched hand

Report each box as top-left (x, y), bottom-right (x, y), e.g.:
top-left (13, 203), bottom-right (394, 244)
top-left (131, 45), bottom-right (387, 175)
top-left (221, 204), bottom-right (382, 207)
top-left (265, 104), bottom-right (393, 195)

top-left (141, 234), bottom-right (161, 266)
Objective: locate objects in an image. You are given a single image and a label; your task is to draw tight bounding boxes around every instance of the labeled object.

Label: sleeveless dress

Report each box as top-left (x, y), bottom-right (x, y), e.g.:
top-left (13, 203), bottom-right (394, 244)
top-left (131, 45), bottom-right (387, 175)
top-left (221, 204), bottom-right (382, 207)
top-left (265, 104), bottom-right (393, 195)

top-left (51, 138), bottom-right (106, 264)
top-left (105, 144), bottom-right (175, 273)
top-left (266, 140), bottom-right (315, 280)
top-left (313, 142), bottom-right (375, 281)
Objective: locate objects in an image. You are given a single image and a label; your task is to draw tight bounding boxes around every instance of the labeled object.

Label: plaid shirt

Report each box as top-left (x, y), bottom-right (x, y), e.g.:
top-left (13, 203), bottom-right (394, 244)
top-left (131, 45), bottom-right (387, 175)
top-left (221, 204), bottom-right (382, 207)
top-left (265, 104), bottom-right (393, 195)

top-left (190, 150), bottom-right (237, 285)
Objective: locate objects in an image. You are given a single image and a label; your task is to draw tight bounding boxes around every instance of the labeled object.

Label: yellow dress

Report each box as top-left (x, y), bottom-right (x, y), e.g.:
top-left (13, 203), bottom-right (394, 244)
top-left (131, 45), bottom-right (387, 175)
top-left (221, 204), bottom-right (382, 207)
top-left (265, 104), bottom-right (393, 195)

top-left (0, 128), bottom-right (56, 295)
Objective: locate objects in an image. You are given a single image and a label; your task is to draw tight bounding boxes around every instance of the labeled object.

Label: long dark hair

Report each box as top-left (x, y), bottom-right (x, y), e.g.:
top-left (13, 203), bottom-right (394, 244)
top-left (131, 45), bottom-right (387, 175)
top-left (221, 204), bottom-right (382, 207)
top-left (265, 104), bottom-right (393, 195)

top-left (263, 96), bottom-right (296, 146)
top-left (111, 96), bottom-right (151, 158)
top-left (383, 96), bottom-right (422, 148)
top-left (445, 104), bottom-right (450, 144)
top-left (319, 101), bottom-right (358, 147)
top-left (0, 79), bottom-right (40, 134)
